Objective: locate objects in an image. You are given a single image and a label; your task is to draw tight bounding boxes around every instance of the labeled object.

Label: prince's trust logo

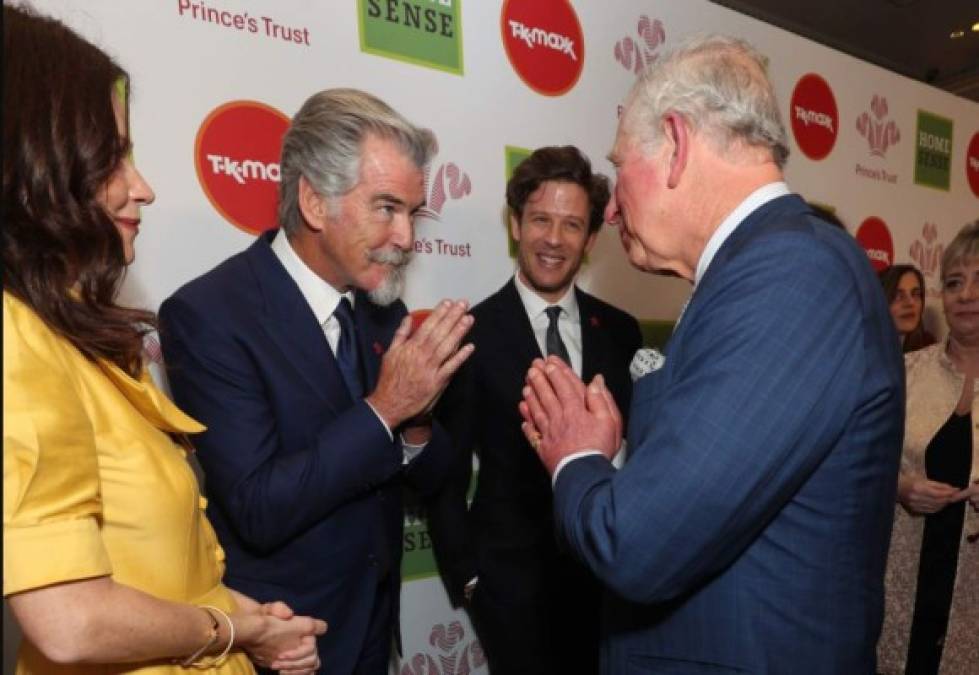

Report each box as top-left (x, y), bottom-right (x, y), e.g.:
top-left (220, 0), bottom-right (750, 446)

top-left (854, 95), bottom-right (900, 184)
top-left (414, 158), bottom-right (473, 259)
top-left (613, 15), bottom-right (665, 75)
top-left (399, 621), bottom-right (486, 675)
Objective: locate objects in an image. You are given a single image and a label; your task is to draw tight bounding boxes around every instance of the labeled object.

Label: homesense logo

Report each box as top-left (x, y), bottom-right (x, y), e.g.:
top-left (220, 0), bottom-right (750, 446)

top-left (914, 110), bottom-right (953, 191)
top-left (358, 0), bottom-right (463, 75)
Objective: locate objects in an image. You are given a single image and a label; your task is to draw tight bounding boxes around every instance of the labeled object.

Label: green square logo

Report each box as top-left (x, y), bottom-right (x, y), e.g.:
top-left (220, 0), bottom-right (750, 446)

top-left (358, 0), bottom-right (463, 75)
top-left (505, 145), bottom-right (532, 258)
top-left (401, 471), bottom-right (478, 581)
top-left (914, 110), bottom-right (953, 191)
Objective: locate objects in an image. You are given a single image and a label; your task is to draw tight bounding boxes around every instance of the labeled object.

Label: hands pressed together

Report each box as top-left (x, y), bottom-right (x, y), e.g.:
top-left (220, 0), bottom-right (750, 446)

top-left (230, 590), bottom-right (327, 675)
top-left (368, 299), bottom-right (474, 432)
top-left (518, 356), bottom-right (623, 476)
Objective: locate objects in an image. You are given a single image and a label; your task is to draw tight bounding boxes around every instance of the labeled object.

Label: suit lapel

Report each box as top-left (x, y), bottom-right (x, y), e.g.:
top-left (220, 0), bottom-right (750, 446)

top-left (248, 232), bottom-right (353, 413)
top-left (576, 288), bottom-right (602, 384)
top-left (493, 279), bottom-right (544, 367)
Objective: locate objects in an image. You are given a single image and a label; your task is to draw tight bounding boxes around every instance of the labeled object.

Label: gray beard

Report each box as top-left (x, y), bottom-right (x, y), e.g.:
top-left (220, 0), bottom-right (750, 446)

top-left (365, 248), bottom-right (411, 306)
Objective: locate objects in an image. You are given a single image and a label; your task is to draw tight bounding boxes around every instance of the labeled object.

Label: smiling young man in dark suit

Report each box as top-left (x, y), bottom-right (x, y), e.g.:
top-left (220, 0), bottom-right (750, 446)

top-left (428, 146), bottom-right (641, 675)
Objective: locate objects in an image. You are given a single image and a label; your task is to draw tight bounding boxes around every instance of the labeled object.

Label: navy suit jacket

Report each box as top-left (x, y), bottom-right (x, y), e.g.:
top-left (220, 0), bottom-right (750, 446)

top-left (552, 195), bottom-right (904, 674)
top-left (159, 231), bottom-right (453, 675)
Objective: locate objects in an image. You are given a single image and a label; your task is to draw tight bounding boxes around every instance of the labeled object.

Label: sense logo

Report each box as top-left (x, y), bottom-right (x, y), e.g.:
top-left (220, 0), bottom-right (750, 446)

top-left (359, 0), bottom-right (463, 75)
top-left (855, 216), bottom-right (894, 271)
top-left (613, 15), bottom-right (665, 75)
top-left (501, 0), bottom-right (584, 96)
top-left (914, 110), bottom-right (953, 191)
top-left (967, 131), bottom-right (979, 198)
top-left (195, 101), bottom-right (289, 235)
top-left (790, 73), bottom-right (838, 161)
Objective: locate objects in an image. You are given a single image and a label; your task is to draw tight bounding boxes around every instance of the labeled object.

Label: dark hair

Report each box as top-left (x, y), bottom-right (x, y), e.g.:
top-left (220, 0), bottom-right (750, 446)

top-left (3, 4), bottom-right (153, 377)
top-left (506, 146), bottom-right (610, 234)
top-left (878, 264), bottom-right (934, 353)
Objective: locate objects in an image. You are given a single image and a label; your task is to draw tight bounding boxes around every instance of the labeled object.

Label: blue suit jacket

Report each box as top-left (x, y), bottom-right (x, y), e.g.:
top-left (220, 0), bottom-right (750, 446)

top-left (159, 231), bottom-right (453, 675)
top-left (553, 195), bottom-right (904, 674)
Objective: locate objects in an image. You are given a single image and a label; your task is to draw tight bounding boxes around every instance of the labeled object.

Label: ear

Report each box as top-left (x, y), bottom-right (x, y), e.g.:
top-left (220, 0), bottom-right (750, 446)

top-left (509, 212), bottom-right (522, 242)
top-left (583, 229), bottom-right (599, 254)
top-left (298, 175), bottom-right (329, 232)
top-left (662, 112), bottom-right (689, 190)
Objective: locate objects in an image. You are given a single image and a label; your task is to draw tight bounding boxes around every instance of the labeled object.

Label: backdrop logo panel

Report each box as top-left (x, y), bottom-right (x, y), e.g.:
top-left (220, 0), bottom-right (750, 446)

top-left (967, 130), bottom-right (979, 198)
top-left (195, 101), bottom-right (289, 235)
top-left (399, 621), bottom-right (485, 675)
top-left (414, 158), bottom-right (474, 259)
top-left (789, 73), bottom-right (838, 161)
top-left (914, 110), bottom-right (953, 191)
top-left (613, 14), bottom-right (665, 75)
top-left (910, 222), bottom-right (944, 284)
top-left (856, 216), bottom-right (894, 271)
top-left (358, 0), bottom-right (463, 75)
top-left (501, 0), bottom-right (584, 96)
top-left (854, 95), bottom-right (900, 184)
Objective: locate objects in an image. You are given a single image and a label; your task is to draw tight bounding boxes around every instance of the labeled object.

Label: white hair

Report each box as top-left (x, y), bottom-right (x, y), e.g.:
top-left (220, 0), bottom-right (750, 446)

top-left (621, 34), bottom-right (789, 168)
top-left (277, 88), bottom-right (437, 233)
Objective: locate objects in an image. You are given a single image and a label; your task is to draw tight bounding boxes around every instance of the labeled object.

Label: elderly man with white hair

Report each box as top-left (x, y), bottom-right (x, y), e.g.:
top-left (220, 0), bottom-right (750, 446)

top-left (521, 35), bottom-right (904, 674)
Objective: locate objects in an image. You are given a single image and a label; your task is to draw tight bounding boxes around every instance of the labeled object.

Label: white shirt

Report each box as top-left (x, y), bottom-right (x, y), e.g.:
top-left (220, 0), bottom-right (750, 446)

top-left (513, 273), bottom-right (583, 376)
top-left (271, 231), bottom-right (424, 460)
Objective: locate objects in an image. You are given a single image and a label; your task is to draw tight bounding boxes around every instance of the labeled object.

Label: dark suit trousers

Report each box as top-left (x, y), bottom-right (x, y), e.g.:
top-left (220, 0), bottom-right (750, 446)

top-left (468, 553), bottom-right (601, 675)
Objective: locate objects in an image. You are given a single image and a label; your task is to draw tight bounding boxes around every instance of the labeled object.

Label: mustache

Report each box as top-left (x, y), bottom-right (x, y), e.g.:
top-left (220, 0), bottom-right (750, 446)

top-left (367, 247), bottom-right (412, 268)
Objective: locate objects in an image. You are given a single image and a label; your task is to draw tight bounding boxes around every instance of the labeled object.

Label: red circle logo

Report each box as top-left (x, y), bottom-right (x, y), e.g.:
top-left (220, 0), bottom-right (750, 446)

top-left (789, 73), bottom-right (839, 161)
top-left (501, 0), bottom-right (584, 97)
top-left (194, 101), bottom-right (290, 235)
top-left (856, 216), bottom-right (894, 271)
top-left (967, 131), bottom-right (979, 198)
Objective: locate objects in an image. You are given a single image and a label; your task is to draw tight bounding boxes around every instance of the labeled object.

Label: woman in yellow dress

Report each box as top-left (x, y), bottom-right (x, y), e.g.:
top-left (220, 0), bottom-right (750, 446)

top-left (2, 5), bottom-right (326, 673)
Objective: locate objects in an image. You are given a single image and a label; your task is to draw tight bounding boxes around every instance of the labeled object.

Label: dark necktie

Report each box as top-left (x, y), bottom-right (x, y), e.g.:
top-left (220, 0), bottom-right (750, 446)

top-left (545, 306), bottom-right (571, 365)
top-left (333, 297), bottom-right (364, 399)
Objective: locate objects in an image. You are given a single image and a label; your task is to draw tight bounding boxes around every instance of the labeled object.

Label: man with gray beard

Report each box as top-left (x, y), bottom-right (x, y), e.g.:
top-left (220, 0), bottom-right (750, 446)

top-left (159, 89), bottom-right (474, 675)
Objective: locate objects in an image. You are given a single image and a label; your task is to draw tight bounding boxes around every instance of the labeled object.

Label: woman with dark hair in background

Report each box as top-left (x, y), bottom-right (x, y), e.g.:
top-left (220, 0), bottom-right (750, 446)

top-left (877, 223), bottom-right (979, 675)
top-left (2, 5), bottom-right (325, 673)
top-left (879, 264), bottom-right (936, 353)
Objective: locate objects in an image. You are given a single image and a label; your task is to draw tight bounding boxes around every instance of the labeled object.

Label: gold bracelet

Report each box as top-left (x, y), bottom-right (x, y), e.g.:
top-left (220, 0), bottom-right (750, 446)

top-left (194, 605), bottom-right (235, 668)
top-left (178, 607), bottom-right (221, 667)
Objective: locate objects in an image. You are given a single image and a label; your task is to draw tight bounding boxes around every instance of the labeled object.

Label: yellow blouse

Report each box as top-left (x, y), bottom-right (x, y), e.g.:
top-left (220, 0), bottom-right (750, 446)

top-left (3, 292), bottom-right (253, 675)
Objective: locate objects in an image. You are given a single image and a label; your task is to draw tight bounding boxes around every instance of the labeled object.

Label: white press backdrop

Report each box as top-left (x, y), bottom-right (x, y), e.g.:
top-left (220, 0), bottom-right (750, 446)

top-left (5, 1), bottom-right (978, 673)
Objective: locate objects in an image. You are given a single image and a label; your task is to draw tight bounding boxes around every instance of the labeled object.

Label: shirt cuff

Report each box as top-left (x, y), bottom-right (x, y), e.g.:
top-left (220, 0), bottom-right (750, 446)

top-left (401, 437), bottom-right (428, 465)
top-left (364, 399), bottom-right (394, 442)
top-left (552, 450), bottom-right (605, 486)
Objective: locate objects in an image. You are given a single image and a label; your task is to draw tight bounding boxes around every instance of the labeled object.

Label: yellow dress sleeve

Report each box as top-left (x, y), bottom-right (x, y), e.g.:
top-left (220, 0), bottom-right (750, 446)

top-left (3, 294), bottom-right (112, 596)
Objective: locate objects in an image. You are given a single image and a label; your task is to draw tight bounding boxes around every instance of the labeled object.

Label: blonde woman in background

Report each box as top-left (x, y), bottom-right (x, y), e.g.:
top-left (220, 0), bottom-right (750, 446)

top-left (878, 221), bottom-right (979, 675)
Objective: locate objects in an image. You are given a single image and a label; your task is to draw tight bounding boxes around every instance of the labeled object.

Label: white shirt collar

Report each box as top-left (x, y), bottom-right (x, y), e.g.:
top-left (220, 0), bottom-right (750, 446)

top-left (270, 230), bottom-right (351, 324)
top-left (693, 181), bottom-right (792, 287)
top-left (513, 272), bottom-right (579, 322)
